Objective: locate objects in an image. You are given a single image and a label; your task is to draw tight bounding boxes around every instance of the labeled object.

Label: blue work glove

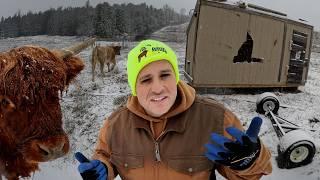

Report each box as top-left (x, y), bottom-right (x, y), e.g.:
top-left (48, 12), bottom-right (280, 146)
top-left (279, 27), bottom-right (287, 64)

top-left (205, 116), bottom-right (262, 170)
top-left (75, 152), bottom-right (108, 180)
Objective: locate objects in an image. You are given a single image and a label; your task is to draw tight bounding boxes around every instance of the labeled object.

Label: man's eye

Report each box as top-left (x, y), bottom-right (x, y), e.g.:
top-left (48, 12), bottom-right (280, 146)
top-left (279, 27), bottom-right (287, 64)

top-left (161, 74), bottom-right (170, 78)
top-left (141, 78), bottom-right (151, 83)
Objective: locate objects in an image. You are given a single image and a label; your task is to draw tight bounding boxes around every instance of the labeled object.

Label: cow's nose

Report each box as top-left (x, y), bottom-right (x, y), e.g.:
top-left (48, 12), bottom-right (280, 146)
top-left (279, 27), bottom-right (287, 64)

top-left (37, 140), bottom-right (68, 159)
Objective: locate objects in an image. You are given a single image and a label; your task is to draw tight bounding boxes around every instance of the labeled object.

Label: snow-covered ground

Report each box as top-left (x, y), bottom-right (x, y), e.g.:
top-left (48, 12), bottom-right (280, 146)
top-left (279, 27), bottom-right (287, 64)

top-left (1, 24), bottom-right (320, 179)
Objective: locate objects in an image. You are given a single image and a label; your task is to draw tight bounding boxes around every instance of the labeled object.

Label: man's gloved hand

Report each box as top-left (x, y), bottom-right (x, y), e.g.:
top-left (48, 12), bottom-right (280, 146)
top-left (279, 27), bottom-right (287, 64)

top-left (75, 152), bottom-right (108, 180)
top-left (205, 116), bottom-right (262, 170)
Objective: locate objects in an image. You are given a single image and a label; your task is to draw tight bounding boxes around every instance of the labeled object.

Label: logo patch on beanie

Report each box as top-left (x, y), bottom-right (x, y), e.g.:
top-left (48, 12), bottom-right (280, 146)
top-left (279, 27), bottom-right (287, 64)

top-left (138, 50), bottom-right (148, 62)
top-left (137, 45), bottom-right (167, 62)
top-left (152, 47), bottom-right (167, 54)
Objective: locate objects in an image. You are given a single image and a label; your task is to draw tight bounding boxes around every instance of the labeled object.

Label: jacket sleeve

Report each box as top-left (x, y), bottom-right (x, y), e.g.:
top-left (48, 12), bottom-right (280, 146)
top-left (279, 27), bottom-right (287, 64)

top-left (92, 118), bottom-right (118, 179)
top-left (216, 109), bottom-right (272, 179)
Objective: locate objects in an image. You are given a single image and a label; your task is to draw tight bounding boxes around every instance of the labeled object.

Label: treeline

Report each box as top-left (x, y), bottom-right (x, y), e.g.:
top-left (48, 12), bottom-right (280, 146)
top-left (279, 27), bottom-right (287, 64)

top-left (0, 1), bottom-right (189, 39)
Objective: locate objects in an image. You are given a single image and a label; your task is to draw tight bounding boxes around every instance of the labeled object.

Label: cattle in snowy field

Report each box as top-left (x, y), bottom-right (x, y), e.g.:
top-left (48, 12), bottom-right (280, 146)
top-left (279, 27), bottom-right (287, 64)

top-left (0, 39), bottom-right (94, 180)
top-left (91, 44), bottom-right (121, 81)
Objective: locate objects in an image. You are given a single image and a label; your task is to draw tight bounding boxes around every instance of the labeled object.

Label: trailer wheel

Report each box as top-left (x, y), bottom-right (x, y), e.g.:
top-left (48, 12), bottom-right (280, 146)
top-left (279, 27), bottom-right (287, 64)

top-left (278, 130), bottom-right (316, 168)
top-left (256, 92), bottom-right (280, 114)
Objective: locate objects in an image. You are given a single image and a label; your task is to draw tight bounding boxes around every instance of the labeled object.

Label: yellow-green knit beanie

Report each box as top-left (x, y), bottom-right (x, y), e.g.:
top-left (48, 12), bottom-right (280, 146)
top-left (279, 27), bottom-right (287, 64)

top-left (127, 39), bottom-right (179, 96)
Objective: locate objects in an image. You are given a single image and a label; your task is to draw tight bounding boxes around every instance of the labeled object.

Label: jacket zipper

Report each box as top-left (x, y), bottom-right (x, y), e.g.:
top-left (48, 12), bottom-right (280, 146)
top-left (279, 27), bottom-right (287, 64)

top-left (154, 130), bottom-right (166, 162)
top-left (155, 142), bottom-right (161, 162)
top-left (154, 130), bottom-right (166, 180)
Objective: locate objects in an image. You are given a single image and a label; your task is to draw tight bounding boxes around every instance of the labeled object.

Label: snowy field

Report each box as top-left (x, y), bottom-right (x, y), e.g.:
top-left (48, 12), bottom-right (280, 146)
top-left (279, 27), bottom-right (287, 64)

top-left (1, 25), bottom-right (320, 179)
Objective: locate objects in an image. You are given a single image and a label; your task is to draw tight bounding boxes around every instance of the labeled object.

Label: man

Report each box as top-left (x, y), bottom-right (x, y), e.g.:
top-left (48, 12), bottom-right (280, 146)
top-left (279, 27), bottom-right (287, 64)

top-left (75, 40), bottom-right (272, 179)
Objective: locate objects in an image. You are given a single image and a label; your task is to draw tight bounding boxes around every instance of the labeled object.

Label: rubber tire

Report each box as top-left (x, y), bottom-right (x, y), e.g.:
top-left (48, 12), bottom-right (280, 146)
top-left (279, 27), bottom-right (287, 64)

top-left (256, 93), bottom-right (280, 114)
top-left (278, 140), bottom-right (316, 169)
top-left (277, 130), bottom-right (316, 169)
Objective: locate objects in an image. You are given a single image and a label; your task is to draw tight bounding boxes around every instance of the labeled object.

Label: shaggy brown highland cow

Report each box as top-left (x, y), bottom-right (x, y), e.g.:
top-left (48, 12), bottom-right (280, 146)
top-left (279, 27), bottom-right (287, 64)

top-left (0, 42), bottom-right (89, 180)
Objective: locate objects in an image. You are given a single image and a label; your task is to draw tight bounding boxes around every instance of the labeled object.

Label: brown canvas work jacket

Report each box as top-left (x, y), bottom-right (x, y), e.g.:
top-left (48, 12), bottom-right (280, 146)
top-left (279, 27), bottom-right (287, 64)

top-left (93, 81), bottom-right (272, 180)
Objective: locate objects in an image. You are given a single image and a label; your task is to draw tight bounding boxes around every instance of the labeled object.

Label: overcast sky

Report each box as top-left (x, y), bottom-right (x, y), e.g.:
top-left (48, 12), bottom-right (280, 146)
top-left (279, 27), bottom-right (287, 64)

top-left (0, 0), bottom-right (319, 30)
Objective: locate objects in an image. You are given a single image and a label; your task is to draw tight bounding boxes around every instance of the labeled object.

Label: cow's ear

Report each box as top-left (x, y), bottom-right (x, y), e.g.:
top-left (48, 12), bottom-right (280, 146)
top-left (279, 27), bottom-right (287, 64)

top-left (63, 56), bottom-right (85, 85)
top-left (0, 96), bottom-right (16, 113)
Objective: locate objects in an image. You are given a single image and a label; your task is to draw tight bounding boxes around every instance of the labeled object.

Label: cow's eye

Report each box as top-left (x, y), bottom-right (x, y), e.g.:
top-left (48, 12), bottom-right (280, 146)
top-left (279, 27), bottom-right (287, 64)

top-left (1, 98), bottom-right (8, 106)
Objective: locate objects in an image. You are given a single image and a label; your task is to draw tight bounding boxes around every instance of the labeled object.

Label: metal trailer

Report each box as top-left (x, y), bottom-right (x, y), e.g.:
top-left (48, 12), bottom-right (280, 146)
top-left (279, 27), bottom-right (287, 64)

top-left (185, 0), bottom-right (313, 91)
top-left (256, 92), bottom-right (316, 168)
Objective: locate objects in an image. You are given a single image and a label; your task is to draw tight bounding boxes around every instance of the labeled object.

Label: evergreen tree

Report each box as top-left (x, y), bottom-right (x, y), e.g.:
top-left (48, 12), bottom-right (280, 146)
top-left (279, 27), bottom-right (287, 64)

top-left (114, 7), bottom-right (126, 35)
top-left (94, 4), bottom-right (105, 37)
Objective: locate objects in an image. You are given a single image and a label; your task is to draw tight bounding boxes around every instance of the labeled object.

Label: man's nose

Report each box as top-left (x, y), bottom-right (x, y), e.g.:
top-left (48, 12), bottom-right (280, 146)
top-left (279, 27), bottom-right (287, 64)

top-left (151, 79), bottom-right (164, 94)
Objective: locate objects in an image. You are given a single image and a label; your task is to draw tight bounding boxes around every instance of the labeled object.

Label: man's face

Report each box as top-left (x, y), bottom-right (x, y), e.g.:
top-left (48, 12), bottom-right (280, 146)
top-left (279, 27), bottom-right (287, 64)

top-left (136, 60), bottom-right (177, 118)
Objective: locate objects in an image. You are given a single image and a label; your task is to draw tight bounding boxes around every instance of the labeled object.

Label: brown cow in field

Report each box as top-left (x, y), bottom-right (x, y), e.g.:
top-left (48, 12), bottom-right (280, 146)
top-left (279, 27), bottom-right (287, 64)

top-left (0, 46), bottom-right (84, 180)
top-left (91, 44), bottom-right (121, 81)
